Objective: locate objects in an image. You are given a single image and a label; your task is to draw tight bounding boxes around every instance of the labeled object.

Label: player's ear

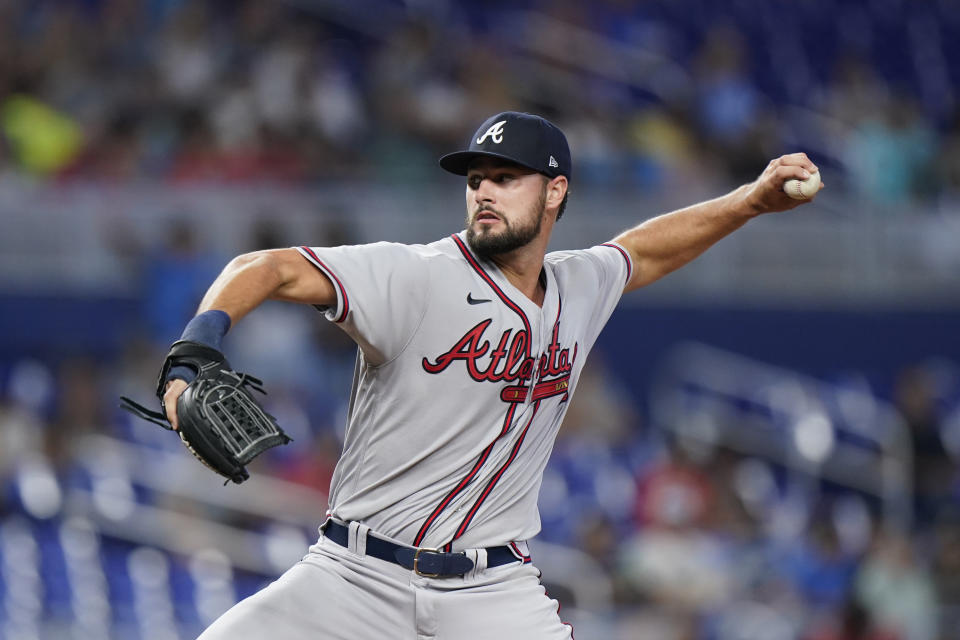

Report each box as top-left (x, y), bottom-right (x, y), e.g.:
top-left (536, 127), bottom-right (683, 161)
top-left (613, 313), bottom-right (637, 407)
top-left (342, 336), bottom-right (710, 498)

top-left (545, 176), bottom-right (567, 211)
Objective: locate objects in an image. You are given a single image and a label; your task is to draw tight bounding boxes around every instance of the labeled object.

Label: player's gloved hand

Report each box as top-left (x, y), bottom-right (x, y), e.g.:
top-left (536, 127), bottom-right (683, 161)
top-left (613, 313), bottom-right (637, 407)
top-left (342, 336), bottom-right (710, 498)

top-left (120, 341), bottom-right (292, 484)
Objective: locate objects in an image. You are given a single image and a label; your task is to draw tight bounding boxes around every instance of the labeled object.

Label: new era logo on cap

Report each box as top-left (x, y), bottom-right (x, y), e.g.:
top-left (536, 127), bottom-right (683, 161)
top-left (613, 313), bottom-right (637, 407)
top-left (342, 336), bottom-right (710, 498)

top-left (439, 111), bottom-right (571, 181)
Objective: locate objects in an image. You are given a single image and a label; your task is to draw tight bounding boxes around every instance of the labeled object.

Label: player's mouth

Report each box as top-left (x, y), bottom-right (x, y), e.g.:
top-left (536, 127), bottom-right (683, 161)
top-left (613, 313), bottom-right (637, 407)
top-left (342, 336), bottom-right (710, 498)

top-left (474, 209), bottom-right (502, 225)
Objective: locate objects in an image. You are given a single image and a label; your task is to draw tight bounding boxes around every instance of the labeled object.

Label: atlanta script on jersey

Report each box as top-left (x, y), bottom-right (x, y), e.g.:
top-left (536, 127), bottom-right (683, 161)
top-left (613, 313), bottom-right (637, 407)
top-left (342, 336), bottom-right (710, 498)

top-left (296, 232), bottom-right (631, 551)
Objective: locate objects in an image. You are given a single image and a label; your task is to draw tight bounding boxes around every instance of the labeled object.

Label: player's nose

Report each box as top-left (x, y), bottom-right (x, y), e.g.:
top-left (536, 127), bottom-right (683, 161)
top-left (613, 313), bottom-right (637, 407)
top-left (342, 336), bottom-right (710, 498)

top-left (473, 177), bottom-right (496, 204)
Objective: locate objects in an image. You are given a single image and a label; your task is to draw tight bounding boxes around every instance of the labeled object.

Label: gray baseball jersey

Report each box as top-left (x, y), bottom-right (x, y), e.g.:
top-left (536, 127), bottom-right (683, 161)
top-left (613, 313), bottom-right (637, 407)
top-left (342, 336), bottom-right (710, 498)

top-left (296, 231), bottom-right (631, 551)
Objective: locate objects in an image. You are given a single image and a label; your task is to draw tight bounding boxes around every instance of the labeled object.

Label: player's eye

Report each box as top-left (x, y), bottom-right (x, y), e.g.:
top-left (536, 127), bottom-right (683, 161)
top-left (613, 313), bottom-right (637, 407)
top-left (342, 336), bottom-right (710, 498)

top-left (467, 175), bottom-right (482, 190)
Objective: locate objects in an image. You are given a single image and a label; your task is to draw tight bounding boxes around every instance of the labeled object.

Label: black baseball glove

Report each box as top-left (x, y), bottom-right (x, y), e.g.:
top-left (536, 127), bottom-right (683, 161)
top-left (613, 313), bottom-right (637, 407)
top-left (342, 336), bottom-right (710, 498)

top-left (120, 340), bottom-right (291, 484)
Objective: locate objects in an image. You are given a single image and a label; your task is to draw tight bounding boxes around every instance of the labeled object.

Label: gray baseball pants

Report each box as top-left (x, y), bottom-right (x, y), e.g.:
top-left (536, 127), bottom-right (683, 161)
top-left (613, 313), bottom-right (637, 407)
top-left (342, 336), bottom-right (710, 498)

top-left (197, 524), bottom-right (574, 640)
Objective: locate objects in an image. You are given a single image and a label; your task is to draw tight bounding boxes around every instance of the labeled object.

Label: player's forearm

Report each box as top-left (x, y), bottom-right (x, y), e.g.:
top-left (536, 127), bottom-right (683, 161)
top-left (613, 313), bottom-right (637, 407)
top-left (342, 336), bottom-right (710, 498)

top-left (615, 184), bottom-right (757, 291)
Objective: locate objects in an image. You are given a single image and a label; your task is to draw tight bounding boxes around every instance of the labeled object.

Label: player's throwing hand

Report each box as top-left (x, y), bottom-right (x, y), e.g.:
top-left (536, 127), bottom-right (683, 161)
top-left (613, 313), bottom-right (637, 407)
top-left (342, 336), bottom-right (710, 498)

top-left (744, 152), bottom-right (823, 215)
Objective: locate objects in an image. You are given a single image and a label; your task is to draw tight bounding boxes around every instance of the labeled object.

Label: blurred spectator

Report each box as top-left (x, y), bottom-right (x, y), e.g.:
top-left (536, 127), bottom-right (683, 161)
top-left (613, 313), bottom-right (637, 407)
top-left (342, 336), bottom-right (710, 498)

top-left (633, 436), bottom-right (714, 530)
top-left (155, 4), bottom-right (221, 104)
top-left (893, 364), bottom-right (953, 530)
top-left (776, 516), bottom-right (859, 609)
top-left (271, 431), bottom-right (341, 496)
top-left (931, 508), bottom-right (960, 637)
top-left (1, 89), bottom-right (83, 175)
top-left (937, 109), bottom-right (960, 199)
top-left (691, 24), bottom-right (773, 183)
top-left (618, 514), bottom-right (734, 613)
top-left (45, 357), bottom-right (110, 474)
top-left (576, 512), bottom-right (619, 574)
top-left (619, 437), bottom-right (732, 610)
top-left (140, 217), bottom-right (223, 347)
top-left (843, 99), bottom-right (937, 206)
top-left (560, 354), bottom-right (637, 443)
top-left (625, 104), bottom-right (723, 197)
top-left (252, 26), bottom-right (311, 135)
top-left (930, 511), bottom-right (960, 637)
top-left (826, 57), bottom-right (891, 130)
top-left (306, 42), bottom-right (369, 151)
top-left (0, 360), bottom-right (51, 488)
top-left (855, 533), bottom-right (938, 640)
top-left (803, 598), bottom-right (900, 640)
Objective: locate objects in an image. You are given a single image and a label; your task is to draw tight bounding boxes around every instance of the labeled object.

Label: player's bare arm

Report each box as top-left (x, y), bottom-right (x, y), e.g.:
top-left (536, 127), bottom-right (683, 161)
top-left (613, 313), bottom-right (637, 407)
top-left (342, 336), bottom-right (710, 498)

top-left (614, 153), bottom-right (823, 293)
top-left (196, 248), bottom-right (337, 319)
top-left (163, 248), bottom-right (336, 428)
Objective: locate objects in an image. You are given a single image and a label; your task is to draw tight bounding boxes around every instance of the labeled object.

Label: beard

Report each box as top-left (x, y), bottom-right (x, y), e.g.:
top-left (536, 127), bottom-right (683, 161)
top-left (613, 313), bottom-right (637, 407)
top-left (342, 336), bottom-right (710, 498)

top-left (465, 185), bottom-right (547, 259)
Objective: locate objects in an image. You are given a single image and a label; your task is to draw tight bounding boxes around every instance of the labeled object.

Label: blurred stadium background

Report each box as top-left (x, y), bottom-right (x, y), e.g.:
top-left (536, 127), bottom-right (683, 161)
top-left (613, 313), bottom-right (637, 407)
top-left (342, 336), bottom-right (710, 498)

top-left (1, 0), bottom-right (959, 638)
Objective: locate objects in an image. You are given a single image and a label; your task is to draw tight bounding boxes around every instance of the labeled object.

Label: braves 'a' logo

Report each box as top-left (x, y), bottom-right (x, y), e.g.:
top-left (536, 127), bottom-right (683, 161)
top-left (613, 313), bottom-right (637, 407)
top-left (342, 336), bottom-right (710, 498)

top-left (422, 319), bottom-right (577, 401)
top-left (476, 120), bottom-right (506, 145)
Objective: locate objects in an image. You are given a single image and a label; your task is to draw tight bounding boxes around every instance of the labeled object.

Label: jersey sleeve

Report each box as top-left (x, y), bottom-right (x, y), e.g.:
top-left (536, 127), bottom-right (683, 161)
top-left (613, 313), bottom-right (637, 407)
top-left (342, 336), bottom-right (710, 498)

top-left (548, 242), bottom-right (632, 349)
top-left (297, 242), bottom-right (430, 365)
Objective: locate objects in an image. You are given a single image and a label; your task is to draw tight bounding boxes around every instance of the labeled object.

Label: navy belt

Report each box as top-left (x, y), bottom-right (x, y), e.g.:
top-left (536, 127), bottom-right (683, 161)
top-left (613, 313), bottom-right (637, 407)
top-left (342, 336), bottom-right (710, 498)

top-left (322, 521), bottom-right (523, 577)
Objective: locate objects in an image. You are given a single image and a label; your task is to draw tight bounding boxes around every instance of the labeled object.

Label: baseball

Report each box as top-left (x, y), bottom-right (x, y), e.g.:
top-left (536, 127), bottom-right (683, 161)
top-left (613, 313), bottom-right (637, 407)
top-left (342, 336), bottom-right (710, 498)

top-left (783, 170), bottom-right (821, 200)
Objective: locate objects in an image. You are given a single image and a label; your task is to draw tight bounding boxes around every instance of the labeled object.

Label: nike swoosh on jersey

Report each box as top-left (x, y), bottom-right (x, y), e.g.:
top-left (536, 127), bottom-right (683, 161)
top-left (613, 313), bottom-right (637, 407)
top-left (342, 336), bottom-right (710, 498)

top-left (466, 293), bottom-right (492, 305)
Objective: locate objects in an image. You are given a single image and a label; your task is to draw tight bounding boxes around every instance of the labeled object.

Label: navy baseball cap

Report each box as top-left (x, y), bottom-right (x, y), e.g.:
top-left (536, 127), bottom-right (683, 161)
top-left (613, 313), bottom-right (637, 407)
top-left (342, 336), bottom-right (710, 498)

top-left (440, 111), bottom-right (571, 181)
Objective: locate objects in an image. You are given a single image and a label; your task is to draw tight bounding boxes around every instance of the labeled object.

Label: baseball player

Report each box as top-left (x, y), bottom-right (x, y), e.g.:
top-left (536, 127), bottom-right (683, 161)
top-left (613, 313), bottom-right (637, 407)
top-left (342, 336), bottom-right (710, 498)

top-left (162, 111), bottom-right (821, 639)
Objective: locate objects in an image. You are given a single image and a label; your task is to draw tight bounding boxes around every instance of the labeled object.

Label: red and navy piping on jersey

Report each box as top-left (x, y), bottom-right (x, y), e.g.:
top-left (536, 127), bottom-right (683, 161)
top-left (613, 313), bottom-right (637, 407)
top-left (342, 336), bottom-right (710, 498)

top-left (503, 293), bottom-right (573, 403)
top-left (508, 541), bottom-right (532, 564)
top-left (412, 402), bottom-right (520, 547)
top-left (445, 400), bottom-right (542, 550)
top-left (600, 242), bottom-right (632, 286)
top-left (451, 234), bottom-right (533, 341)
top-left (412, 235), bottom-right (536, 548)
top-left (441, 301), bottom-right (572, 548)
top-left (299, 246), bottom-right (350, 323)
